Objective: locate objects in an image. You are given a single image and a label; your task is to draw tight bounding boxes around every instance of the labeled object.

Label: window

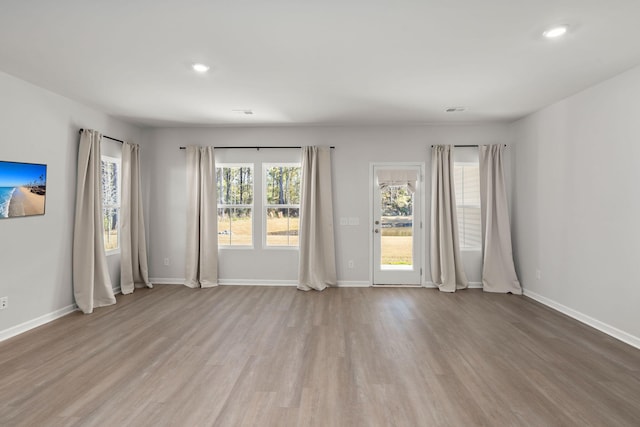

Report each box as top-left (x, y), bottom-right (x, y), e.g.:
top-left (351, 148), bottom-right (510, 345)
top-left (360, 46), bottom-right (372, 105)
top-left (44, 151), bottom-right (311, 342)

top-left (101, 156), bottom-right (120, 253)
top-left (216, 164), bottom-right (253, 246)
top-left (264, 164), bottom-right (301, 247)
top-left (454, 162), bottom-right (481, 249)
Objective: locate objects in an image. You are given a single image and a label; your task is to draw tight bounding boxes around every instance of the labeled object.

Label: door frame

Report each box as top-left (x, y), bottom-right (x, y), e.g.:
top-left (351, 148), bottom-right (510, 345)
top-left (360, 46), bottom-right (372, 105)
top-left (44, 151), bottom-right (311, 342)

top-left (369, 162), bottom-right (426, 286)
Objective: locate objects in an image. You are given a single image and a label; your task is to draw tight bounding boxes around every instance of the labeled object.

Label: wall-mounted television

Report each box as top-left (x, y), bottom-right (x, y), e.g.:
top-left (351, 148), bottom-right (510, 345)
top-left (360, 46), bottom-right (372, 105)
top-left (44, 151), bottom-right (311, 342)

top-left (0, 161), bottom-right (47, 219)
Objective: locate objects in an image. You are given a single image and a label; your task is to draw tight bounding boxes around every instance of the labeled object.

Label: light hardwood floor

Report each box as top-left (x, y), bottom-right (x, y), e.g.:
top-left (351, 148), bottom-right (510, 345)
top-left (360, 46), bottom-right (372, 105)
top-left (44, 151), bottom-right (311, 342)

top-left (1, 285), bottom-right (639, 426)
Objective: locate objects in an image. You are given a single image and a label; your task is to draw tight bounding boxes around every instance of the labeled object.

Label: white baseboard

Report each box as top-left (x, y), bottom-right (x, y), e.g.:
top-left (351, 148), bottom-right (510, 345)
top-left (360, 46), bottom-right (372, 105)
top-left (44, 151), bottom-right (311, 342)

top-left (0, 285), bottom-right (122, 343)
top-left (219, 279), bottom-right (298, 287)
top-left (0, 304), bottom-right (78, 343)
top-left (149, 278), bottom-right (184, 285)
top-left (336, 281), bottom-right (371, 287)
top-left (423, 281), bottom-right (483, 289)
top-left (150, 278), bottom-right (372, 288)
top-left (151, 278), bottom-right (298, 287)
top-left (523, 289), bottom-right (640, 350)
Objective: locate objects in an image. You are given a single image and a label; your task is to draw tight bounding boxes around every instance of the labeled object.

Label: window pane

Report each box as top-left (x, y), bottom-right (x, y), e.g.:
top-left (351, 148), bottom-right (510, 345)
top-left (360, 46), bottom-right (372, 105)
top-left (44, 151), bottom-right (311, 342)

top-left (103, 207), bottom-right (119, 251)
top-left (457, 206), bottom-right (482, 249)
top-left (454, 166), bottom-right (463, 206)
top-left (101, 160), bottom-right (119, 207)
top-left (218, 208), bottom-right (231, 246)
top-left (101, 158), bottom-right (120, 252)
top-left (454, 163), bottom-right (481, 249)
top-left (265, 166), bottom-right (301, 205)
top-left (266, 207), bottom-right (299, 246)
top-left (217, 166), bottom-right (253, 205)
top-left (230, 208), bottom-right (252, 246)
top-left (218, 208), bottom-right (253, 246)
top-left (380, 185), bottom-right (413, 266)
top-left (462, 165), bottom-right (480, 206)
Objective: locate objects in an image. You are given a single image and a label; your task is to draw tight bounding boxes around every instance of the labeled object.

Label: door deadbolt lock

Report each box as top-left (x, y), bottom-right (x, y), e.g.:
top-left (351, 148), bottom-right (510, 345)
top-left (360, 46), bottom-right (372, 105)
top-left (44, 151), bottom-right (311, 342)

top-left (374, 220), bottom-right (380, 225)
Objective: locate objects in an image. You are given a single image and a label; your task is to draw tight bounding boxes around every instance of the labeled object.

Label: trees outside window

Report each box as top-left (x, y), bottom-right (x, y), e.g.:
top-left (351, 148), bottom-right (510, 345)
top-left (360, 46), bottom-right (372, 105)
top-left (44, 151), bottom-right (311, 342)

top-left (101, 156), bottom-right (120, 253)
top-left (216, 165), bottom-right (253, 246)
top-left (264, 164), bottom-right (301, 247)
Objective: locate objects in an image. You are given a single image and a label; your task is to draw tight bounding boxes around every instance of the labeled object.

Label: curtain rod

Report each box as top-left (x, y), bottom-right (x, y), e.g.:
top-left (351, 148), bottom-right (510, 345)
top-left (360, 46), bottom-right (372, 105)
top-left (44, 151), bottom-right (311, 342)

top-left (178, 146), bottom-right (336, 150)
top-left (430, 144), bottom-right (507, 148)
top-left (78, 129), bottom-right (124, 144)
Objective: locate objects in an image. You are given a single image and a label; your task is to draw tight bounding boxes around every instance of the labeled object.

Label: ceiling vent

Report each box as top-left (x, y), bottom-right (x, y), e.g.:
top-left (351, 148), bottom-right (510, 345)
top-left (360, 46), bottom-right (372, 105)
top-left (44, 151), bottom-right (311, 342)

top-left (445, 107), bottom-right (466, 113)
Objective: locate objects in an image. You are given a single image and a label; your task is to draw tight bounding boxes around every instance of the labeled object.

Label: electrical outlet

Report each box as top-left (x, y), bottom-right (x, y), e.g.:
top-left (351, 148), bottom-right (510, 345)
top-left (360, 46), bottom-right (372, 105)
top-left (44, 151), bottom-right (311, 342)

top-left (0, 296), bottom-right (7, 310)
top-left (164, 258), bottom-right (170, 266)
top-left (535, 269), bottom-right (541, 280)
top-left (348, 260), bottom-right (354, 269)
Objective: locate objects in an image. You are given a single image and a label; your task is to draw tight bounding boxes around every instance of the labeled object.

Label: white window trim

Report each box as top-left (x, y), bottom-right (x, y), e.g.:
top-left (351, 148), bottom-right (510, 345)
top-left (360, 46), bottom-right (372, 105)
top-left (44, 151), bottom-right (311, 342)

top-left (216, 163), bottom-right (254, 248)
top-left (102, 155), bottom-right (121, 256)
top-left (263, 163), bottom-right (301, 249)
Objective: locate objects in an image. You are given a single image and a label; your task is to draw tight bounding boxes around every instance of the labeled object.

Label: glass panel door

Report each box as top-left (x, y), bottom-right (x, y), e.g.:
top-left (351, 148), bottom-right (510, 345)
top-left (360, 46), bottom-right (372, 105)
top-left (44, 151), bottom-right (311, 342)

top-left (373, 165), bottom-right (422, 285)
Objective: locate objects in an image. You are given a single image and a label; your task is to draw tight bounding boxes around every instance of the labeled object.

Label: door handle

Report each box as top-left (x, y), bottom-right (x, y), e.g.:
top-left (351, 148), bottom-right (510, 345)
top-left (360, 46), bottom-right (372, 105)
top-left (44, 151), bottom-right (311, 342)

top-left (374, 229), bottom-right (379, 233)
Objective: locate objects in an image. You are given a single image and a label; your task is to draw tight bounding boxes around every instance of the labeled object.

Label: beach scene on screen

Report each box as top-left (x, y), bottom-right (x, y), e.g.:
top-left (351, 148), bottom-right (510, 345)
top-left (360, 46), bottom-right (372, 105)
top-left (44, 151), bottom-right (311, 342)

top-left (0, 161), bottom-right (47, 218)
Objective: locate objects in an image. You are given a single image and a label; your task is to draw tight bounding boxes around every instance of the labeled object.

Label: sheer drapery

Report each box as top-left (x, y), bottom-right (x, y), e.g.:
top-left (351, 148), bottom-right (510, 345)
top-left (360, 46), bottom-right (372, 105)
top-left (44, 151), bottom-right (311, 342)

top-left (478, 145), bottom-right (522, 294)
top-left (120, 142), bottom-right (152, 294)
top-left (73, 129), bottom-right (116, 313)
top-left (185, 146), bottom-right (218, 288)
top-left (298, 146), bottom-right (337, 291)
top-left (430, 145), bottom-right (469, 292)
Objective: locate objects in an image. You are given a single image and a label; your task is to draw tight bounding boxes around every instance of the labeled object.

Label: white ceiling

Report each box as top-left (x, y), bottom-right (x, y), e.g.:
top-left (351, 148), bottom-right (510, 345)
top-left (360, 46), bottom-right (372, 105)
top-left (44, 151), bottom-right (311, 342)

top-left (1, 0), bottom-right (640, 127)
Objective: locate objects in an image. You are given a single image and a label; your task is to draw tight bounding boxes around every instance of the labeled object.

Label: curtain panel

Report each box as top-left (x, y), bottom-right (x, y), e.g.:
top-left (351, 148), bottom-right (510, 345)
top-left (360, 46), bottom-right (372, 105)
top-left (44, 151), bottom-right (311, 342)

top-left (298, 146), bottom-right (337, 291)
top-left (430, 145), bottom-right (469, 292)
top-left (185, 146), bottom-right (218, 288)
top-left (72, 129), bottom-right (116, 313)
top-left (478, 145), bottom-right (522, 294)
top-left (120, 142), bottom-right (152, 294)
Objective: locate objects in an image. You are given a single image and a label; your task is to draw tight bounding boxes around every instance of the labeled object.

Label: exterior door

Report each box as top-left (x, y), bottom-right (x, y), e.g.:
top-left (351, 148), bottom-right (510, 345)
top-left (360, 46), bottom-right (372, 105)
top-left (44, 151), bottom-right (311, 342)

top-left (372, 165), bottom-right (422, 285)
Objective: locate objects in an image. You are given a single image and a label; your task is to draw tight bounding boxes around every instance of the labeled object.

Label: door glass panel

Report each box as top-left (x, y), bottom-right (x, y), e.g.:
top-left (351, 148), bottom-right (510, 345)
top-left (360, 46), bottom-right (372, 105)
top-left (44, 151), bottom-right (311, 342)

top-left (380, 184), bottom-right (413, 269)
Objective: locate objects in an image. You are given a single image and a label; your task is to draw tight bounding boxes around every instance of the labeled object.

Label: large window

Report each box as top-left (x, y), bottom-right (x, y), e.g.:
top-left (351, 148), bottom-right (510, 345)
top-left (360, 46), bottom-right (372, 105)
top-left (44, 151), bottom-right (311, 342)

top-left (454, 162), bottom-right (481, 249)
top-left (101, 156), bottom-right (120, 253)
top-left (264, 164), bottom-right (301, 247)
top-left (216, 164), bottom-right (253, 246)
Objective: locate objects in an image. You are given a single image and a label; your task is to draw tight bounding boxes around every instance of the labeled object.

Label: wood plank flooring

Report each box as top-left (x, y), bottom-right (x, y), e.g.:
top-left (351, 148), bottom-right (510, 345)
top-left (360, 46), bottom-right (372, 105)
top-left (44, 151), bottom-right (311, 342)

top-left (1, 285), bottom-right (639, 426)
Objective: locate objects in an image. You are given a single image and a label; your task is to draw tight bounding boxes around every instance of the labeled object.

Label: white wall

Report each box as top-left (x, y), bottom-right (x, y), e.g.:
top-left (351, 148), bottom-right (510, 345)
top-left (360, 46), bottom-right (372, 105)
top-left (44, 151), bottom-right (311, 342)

top-left (512, 64), bottom-right (640, 344)
top-left (141, 124), bottom-right (511, 285)
top-left (0, 71), bottom-right (142, 337)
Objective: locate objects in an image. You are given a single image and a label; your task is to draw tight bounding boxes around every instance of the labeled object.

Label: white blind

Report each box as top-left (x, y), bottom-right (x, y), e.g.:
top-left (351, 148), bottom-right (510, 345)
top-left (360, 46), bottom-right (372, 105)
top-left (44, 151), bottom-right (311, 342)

top-left (454, 163), bottom-right (481, 249)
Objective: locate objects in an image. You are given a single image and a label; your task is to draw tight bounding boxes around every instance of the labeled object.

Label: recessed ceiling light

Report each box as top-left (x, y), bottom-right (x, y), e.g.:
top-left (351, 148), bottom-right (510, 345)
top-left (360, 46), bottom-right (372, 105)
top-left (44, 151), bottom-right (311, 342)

top-left (445, 107), bottom-right (466, 113)
top-left (192, 63), bottom-right (210, 73)
top-left (232, 109), bottom-right (254, 115)
top-left (543, 26), bottom-right (568, 39)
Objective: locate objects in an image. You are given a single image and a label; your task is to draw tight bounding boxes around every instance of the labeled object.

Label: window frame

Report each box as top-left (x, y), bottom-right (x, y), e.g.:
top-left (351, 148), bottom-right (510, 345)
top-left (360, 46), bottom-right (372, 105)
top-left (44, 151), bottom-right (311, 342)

top-left (216, 163), bottom-right (254, 249)
top-left (454, 161), bottom-right (482, 251)
top-left (262, 162), bottom-right (301, 249)
top-left (101, 155), bottom-right (121, 255)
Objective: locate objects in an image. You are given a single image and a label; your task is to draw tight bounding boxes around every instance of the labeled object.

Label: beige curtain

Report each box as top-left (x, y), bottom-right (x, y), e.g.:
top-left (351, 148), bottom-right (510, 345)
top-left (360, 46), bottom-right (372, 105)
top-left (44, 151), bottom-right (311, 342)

top-left (430, 145), bottom-right (469, 292)
top-left (73, 129), bottom-right (116, 313)
top-left (120, 142), bottom-right (152, 294)
top-left (298, 146), bottom-right (337, 291)
top-left (479, 145), bottom-right (522, 294)
top-left (185, 146), bottom-right (218, 288)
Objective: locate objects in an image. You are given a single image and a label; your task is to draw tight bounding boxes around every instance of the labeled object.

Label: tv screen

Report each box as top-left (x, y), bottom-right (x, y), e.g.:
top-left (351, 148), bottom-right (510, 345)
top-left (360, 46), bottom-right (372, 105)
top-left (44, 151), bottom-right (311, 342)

top-left (0, 161), bottom-right (47, 219)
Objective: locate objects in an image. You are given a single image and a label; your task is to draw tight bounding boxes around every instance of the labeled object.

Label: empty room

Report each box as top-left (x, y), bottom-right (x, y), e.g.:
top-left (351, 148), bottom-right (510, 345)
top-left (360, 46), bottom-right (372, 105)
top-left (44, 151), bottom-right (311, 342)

top-left (1, 1), bottom-right (640, 426)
